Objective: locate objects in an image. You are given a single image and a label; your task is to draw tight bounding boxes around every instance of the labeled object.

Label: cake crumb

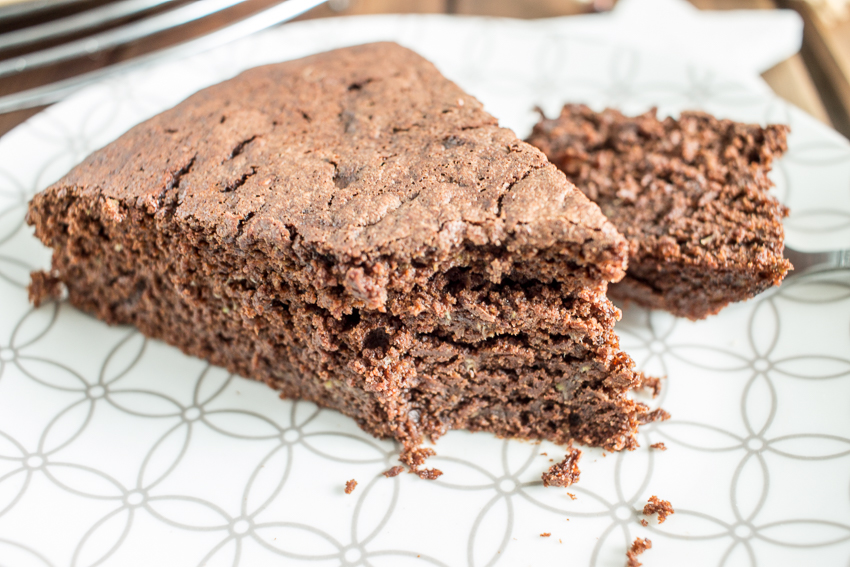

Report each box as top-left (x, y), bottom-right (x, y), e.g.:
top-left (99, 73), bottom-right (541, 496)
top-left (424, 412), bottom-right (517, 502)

top-left (542, 448), bottom-right (581, 488)
top-left (567, 493), bottom-right (577, 500)
top-left (631, 537), bottom-right (652, 553)
top-left (28, 270), bottom-right (63, 307)
top-left (643, 495), bottom-right (674, 523)
top-left (636, 374), bottom-right (662, 398)
top-left (344, 479), bottom-right (357, 494)
top-left (383, 466), bottom-right (405, 478)
top-left (400, 446), bottom-right (435, 468)
top-left (400, 446), bottom-right (441, 479)
top-left (540, 452), bottom-right (548, 456)
top-left (650, 442), bottom-right (667, 451)
top-left (540, 532), bottom-right (551, 537)
top-left (626, 537), bottom-right (652, 567)
top-left (416, 468), bottom-right (443, 480)
top-left (639, 408), bottom-right (671, 424)
top-left (640, 519), bottom-right (649, 527)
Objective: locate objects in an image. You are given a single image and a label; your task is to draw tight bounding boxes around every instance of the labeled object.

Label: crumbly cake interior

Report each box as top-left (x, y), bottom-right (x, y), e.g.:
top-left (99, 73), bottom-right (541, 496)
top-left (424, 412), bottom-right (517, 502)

top-left (28, 44), bottom-right (661, 460)
top-left (527, 104), bottom-right (791, 320)
top-left (30, 191), bottom-right (654, 450)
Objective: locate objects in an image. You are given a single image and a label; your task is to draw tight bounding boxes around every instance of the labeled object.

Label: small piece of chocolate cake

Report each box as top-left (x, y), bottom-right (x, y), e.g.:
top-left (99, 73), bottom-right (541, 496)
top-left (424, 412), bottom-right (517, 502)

top-left (643, 495), bottom-right (674, 524)
top-left (626, 537), bottom-right (652, 567)
top-left (28, 44), bottom-right (661, 462)
top-left (542, 447), bottom-right (582, 487)
top-left (527, 104), bottom-right (791, 320)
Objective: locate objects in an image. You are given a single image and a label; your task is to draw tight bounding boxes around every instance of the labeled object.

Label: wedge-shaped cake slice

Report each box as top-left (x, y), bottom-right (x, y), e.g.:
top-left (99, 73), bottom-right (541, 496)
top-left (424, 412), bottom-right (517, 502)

top-left (28, 43), bottom-right (661, 462)
top-left (528, 104), bottom-right (791, 320)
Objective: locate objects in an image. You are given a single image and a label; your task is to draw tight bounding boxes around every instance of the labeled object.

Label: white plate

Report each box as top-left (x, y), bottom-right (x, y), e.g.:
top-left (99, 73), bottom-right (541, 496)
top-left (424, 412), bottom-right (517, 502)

top-left (1, 14), bottom-right (849, 567)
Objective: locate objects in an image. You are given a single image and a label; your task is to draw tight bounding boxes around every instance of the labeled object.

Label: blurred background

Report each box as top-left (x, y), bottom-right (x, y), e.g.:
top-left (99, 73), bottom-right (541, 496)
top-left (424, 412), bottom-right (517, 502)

top-left (0, 0), bottom-right (847, 139)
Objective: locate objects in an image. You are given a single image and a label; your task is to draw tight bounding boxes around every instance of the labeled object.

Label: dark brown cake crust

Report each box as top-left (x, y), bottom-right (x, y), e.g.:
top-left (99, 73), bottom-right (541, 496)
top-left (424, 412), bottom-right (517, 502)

top-left (28, 44), bottom-right (659, 461)
top-left (527, 104), bottom-right (792, 320)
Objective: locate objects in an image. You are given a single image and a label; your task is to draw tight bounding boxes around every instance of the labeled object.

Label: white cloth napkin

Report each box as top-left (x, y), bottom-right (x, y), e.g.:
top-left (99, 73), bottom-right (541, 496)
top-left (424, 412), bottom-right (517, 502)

top-left (542, 0), bottom-right (804, 77)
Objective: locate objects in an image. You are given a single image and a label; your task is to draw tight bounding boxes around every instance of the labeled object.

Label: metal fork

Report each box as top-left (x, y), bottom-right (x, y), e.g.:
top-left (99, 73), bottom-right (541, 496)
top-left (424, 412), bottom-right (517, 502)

top-left (785, 246), bottom-right (850, 276)
top-left (0, 0), bottom-right (329, 114)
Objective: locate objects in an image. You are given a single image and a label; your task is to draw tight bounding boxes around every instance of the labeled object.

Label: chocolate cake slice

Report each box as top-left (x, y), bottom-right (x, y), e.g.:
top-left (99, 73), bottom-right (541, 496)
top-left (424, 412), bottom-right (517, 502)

top-left (28, 43), bottom-right (660, 460)
top-left (527, 104), bottom-right (791, 320)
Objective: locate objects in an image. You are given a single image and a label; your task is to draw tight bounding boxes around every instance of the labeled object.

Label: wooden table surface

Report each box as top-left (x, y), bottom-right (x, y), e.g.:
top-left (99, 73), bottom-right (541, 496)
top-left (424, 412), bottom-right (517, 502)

top-left (0, 0), bottom-right (847, 139)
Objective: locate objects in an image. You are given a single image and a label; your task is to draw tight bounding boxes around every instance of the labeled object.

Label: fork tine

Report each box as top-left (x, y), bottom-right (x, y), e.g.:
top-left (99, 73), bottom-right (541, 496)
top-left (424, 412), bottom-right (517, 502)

top-left (0, 0), bottom-right (251, 77)
top-left (0, 0), bottom-right (181, 52)
top-left (0, 0), bottom-right (93, 22)
top-left (0, 0), bottom-right (328, 113)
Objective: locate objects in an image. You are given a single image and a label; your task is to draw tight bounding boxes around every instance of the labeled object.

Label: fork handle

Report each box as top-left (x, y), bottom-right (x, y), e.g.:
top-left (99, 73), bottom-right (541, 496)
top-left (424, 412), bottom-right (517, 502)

top-left (785, 247), bottom-right (850, 275)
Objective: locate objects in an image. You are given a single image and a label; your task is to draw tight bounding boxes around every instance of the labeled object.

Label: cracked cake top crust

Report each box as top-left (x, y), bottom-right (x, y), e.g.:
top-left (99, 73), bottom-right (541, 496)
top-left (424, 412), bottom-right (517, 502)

top-left (56, 42), bottom-right (628, 312)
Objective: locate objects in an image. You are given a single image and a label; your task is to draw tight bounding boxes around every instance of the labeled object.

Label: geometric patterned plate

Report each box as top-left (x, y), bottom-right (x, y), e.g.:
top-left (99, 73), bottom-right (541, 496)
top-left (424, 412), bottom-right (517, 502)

top-left (0, 15), bottom-right (848, 567)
